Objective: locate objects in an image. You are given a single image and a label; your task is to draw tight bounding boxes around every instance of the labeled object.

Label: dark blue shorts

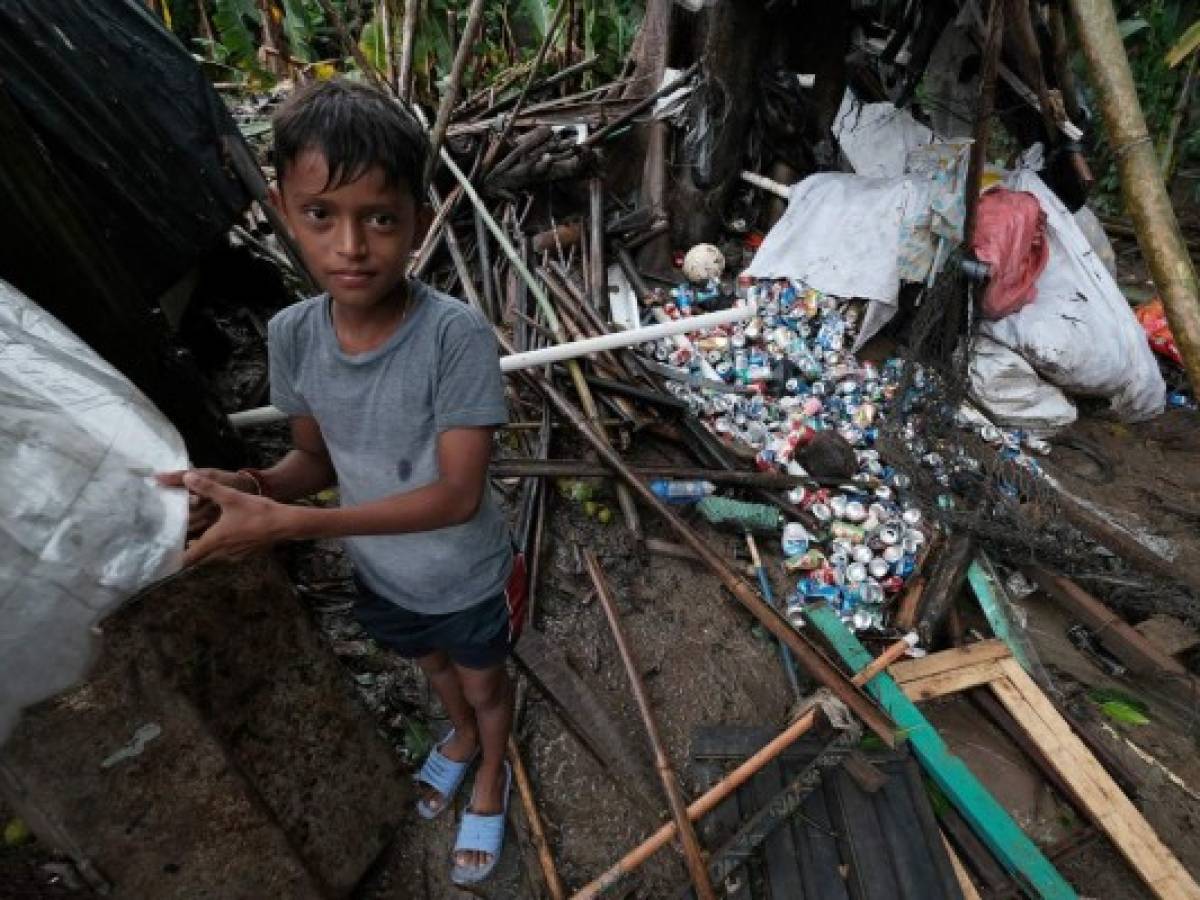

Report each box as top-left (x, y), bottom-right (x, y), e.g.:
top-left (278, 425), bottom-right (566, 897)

top-left (352, 555), bottom-right (527, 670)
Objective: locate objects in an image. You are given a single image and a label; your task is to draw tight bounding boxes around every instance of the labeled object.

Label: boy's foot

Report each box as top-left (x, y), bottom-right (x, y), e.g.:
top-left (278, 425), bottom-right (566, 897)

top-left (451, 762), bottom-right (512, 883)
top-left (454, 762), bottom-right (507, 869)
top-left (416, 728), bottom-right (478, 817)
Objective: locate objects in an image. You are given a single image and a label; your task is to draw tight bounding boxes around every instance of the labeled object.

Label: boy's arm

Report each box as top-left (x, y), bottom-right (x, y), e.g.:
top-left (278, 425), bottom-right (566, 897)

top-left (254, 415), bottom-right (339, 502)
top-left (282, 425), bottom-right (492, 538)
top-left (177, 425), bottom-right (493, 565)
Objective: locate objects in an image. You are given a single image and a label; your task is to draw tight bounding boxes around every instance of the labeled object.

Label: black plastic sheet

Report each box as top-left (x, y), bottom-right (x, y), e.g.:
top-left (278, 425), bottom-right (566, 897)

top-left (0, 0), bottom-right (249, 305)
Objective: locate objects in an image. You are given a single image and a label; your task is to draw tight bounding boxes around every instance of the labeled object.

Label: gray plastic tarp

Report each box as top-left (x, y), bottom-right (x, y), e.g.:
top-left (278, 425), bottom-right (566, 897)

top-left (0, 280), bottom-right (186, 744)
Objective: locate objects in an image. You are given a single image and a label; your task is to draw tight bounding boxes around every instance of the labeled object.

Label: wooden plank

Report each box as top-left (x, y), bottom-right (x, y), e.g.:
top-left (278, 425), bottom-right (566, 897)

top-left (894, 757), bottom-right (967, 900)
top-left (748, 761), bottom-right (805, 899)
top-left (1135, 614), bottom-right (1200, 658)
top-left (792, 767), bottom-right (850, 900)
top-left (991, 659), bottom-right (1200, 900)
top-left (967, 558), bottom-right (1033, 671)
top-left (803, 604), bottom-right (1078, 899)
top-left (889, 641), bottom-right (1012, 684)
top-left (942, 833), bottom-right (982, 900)
top-left (892, 659), bottom-right (1007, 702)
top-left (830, 764), bottom-right (914, 898)
top-left (513, 630), bottom-right (659, 808)
top-left (689, 760), bottom-right (750, 900)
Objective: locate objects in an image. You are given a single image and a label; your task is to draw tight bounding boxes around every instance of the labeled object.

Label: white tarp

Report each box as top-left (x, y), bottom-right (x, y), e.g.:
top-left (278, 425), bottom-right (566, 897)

top-left (745, 173), bottom-right (916, 305)
top-left (832, 92), bottom-right (936, 179)
top-left (982, 171), bottom-right (1165, 422)
top-left (0, 280), bottom-right (186, 744)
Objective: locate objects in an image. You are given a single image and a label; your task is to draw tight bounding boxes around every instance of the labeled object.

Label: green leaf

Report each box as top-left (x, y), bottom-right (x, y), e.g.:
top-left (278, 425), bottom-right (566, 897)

top-left (1119, 16), bottom-right (1151, 41)
top-left (402, 718), bottom-right (434, 761)
top-left (1087, 688), bottom-right (1151, 726)
top-left (359, 17), bottom-right (388, 73)
top-left (1165, 19), bottom-right (1200, 68)
top-left (280, 0), bottom-right (317, 62)
top-left (213, 0), bottom-right (262, 66)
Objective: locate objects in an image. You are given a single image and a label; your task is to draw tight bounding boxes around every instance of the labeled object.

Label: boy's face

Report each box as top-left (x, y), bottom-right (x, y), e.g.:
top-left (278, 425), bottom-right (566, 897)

top-left (273, 149), bottom-right (431, 310)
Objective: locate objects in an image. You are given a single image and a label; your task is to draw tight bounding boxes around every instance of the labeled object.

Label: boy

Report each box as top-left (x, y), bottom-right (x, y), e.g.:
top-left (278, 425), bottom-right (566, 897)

top-left (158, 79), bottom-right (521, 885)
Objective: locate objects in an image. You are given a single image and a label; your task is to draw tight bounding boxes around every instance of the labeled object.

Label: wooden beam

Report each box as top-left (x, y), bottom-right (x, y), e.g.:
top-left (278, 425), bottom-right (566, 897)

top-left (992, 658), bottom-right (1199, 900)
top-left (889, 640), bottom-right (1012, 684)
top-left (1028, 568), bottom-right (1190, 677)
top-left (802, 604), bottom-right (1077, 899)
top-left (892, 659), bottom-right (1007, 703)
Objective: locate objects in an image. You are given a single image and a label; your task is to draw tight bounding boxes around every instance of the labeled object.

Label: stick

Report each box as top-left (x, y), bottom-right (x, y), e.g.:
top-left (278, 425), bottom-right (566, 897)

top-left (493, 460), bottom-right (807, 489)
top-left (493, 0), bottom-right (571, 151)
top-left (963, 0), bottom-right (1004, 246)
top-left (579, 63), bottom-right (699, 149)
top-left (423, 0), bottom-right (488, 188)
top-left (746, 534), bottom-right (802, 701)
top-left (570, 636), bottom-right (913, 898)
top-left (314, 0), bottom-right (387, 91)
top-left (397, 0), bottom-right (418, 100)
top-left (507, 736), bottom-right (567, 900)
top-left (585, 554), bottom-right (717, 900)
top-left (220, 136), bottom-right (319, 296)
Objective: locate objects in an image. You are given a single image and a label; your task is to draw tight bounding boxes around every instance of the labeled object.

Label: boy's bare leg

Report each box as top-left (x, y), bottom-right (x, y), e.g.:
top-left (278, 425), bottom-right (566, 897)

top-left (416, 651), bottom-right (479, 813)
top-left (454, 663), bottom-right (513, 868)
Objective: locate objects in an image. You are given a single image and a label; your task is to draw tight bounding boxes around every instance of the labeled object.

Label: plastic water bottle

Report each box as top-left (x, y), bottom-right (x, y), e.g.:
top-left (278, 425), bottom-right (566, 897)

top-left (648, 479), bottom-right (716, 503)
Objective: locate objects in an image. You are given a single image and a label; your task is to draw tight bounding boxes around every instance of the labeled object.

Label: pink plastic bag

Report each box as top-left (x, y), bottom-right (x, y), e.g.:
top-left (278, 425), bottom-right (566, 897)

top-left (971, 189), bottom-right (1049, 320)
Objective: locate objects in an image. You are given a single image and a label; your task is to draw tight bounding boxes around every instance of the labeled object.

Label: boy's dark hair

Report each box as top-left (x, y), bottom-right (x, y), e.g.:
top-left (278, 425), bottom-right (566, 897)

top-left (272, 78), bottom-right (429, 199)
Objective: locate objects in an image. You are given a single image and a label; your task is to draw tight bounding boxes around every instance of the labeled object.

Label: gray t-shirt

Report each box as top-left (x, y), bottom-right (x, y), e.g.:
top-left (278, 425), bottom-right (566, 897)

top-left (267, 280), bottom-right (511, 614)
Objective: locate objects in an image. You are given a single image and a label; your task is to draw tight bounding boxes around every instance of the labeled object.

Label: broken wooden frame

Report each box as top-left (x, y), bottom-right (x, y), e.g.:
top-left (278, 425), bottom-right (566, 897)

top-left (888, 639), bottom-right (1200, 900)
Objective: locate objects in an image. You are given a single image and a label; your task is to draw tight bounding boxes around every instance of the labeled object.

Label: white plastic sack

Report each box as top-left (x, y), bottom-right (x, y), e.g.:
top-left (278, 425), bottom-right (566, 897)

top-left (1072, 205), bottom-right (1118, 279)
top-left (981, 172), bottom-right (1165, 422)
top-left (0, 280), bottom-right (187, 744)
top-left (968, 336), bottom-right (1078, 436)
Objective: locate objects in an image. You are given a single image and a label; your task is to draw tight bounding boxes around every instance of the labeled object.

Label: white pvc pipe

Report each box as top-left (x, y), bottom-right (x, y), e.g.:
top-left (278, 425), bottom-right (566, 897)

top-left (228, 304), bottom-right (754, 429)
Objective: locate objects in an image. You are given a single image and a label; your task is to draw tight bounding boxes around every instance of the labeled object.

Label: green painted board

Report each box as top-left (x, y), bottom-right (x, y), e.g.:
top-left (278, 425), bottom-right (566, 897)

top-left (803, 603), bottom-right (1078, 900)
top-left (967, 557), bottom-right (1033, 673)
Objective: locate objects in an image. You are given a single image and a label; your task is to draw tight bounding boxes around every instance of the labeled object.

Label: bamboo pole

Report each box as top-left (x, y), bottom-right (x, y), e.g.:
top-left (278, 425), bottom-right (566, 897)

top-left (584, 554), bottom-right (717, 900)
top-left (1066, 0), bottom-right (1200, 394)
top-left (507, 736), bottom-right (566, 900)
top-left (570, 635), bottom-right (914, 899)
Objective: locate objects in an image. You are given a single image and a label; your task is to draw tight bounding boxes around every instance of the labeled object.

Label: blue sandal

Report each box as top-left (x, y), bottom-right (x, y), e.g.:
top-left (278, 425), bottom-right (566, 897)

top-left (414, 729), bottom-right (478, 820)
top-left (450, 762), bottom-right (512, 885)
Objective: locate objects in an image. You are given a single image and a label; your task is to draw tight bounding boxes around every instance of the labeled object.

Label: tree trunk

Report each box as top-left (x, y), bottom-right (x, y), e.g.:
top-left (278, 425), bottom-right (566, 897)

top-left (1066, 0), bottom-right (1200, 395)
top-left (668, 0), bottom-right (768, 249)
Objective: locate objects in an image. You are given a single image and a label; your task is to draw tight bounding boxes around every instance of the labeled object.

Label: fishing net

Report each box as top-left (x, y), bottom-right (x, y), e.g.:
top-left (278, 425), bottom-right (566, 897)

top-left (878, 253), bottom-right (1200, 631)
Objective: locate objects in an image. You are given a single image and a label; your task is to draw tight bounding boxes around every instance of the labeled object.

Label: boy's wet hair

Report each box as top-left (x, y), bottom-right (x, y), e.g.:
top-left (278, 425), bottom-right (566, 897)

top-left (272, 78), bottom-right (429, 199)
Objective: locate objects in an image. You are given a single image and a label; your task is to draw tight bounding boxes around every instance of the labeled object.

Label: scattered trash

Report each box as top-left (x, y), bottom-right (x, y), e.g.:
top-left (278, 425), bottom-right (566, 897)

top-left (100, 723), bottom-right (164, 769)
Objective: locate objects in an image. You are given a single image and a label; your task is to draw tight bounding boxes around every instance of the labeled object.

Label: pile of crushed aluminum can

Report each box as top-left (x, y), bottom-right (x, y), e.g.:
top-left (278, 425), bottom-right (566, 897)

top-left (637, 277), bottom-right (1047, 634)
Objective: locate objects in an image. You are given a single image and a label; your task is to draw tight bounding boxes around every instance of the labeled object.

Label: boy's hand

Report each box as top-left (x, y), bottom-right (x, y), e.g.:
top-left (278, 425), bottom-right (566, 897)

top-left (156, 468), bottom-right (260, 539)
top-left (172, 473), bottom-right (293, 567)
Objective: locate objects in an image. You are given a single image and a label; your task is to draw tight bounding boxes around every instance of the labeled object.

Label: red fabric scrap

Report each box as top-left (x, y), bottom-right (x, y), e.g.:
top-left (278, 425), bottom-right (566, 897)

top-left (971, 188), bottom-right (1050, 320)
